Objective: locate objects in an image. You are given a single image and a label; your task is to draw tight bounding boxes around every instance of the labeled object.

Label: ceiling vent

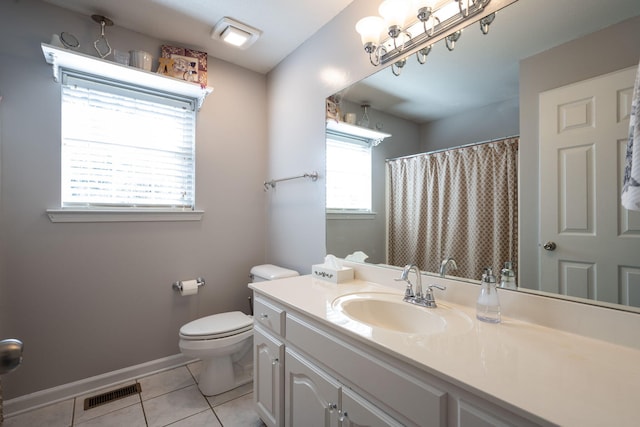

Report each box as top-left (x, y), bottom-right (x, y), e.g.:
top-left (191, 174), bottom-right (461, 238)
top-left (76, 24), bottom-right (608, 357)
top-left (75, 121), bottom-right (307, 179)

top-left (211, 17), bottom-right (262, 49)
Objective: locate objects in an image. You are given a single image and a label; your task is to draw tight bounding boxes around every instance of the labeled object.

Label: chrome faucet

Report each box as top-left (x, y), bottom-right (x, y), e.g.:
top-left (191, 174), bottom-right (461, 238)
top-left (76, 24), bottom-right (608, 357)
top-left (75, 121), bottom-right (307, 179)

top-left (397, 264), bottom-right (422, 301)
top-left (440, 257), bottom-right (458, 277)
top-left (396, 264), bottom-right (446, 308)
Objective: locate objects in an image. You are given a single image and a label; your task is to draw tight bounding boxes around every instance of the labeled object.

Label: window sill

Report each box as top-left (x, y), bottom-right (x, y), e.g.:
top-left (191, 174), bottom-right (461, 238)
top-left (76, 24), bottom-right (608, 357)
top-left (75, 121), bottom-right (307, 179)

top-left (46, 209), bottom-right (205, 223)
top-left (326, 211), bottom-right (377, 220)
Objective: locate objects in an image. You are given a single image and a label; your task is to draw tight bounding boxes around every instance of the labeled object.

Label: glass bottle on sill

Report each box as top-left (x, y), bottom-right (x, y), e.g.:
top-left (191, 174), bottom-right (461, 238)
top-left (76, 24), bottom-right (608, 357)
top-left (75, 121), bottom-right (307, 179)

top-left (499, 261), bottom-right (517, 289)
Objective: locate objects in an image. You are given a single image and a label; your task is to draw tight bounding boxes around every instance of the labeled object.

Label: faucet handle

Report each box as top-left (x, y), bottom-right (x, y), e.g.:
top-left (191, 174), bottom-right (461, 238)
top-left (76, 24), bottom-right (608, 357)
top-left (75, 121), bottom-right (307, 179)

top-left (422, 284), bottom-right (446, 307)
top-left (399, 280), bottom-right (415, 300)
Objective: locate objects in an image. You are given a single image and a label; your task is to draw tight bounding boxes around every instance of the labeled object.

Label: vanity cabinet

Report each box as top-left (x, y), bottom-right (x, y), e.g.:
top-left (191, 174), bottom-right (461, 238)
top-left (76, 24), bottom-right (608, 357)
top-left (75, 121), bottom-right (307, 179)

top-left (252, 291), bottom-right (544, 427)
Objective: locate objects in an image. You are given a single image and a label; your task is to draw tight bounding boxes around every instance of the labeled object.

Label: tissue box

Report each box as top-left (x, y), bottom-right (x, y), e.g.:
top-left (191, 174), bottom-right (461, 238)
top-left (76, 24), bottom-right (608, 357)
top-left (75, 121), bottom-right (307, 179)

top-left (312, 264), bottom-right (354, 284)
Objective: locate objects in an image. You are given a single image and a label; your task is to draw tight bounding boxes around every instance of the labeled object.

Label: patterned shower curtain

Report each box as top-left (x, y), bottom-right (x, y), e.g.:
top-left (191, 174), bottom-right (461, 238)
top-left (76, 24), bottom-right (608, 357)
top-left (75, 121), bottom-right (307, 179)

top-left (386, 137), bottom-right (518, 280)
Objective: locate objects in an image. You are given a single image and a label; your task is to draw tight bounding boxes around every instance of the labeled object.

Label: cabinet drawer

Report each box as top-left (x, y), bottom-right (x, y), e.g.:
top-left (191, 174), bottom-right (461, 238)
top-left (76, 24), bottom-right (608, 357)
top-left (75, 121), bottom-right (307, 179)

top-left (254, 296), bottom-right (286, 337)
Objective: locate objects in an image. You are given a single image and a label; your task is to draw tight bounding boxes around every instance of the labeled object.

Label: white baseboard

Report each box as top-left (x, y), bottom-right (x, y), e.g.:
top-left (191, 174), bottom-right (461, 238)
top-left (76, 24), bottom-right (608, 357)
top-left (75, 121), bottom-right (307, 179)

top-left (4, 353), bottom-right (197, 417)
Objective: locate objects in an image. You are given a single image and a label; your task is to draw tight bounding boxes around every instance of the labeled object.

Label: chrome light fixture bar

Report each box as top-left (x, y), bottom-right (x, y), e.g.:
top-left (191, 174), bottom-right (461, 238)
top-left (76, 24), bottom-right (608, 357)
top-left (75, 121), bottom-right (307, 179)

top-left (356, 0), bottom-right (512, 76)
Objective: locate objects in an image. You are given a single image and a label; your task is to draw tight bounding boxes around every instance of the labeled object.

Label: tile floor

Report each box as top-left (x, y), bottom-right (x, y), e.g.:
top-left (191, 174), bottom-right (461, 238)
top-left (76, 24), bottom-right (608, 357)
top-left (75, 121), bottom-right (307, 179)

top-left (4, 362), bottom-right (266, 427)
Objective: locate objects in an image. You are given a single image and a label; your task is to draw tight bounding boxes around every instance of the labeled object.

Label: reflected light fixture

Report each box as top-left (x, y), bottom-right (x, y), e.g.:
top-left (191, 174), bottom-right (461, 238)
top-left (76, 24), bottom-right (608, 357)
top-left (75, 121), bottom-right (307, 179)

top-left (355, 0), bottom-right (499, 76)
top-left (211, 17), bottom-right (262, 49)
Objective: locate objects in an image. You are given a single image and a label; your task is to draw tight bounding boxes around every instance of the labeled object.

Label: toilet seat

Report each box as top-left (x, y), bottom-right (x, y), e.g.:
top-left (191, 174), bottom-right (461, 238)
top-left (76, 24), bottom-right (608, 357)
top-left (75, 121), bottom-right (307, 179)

top-left (180, 311), bottom-right (253, 340)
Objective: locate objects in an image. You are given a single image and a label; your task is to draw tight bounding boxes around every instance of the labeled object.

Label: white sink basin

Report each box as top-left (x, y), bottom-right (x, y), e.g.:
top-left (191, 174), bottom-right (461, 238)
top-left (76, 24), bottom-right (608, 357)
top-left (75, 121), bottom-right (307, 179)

top-left (332, 292), bottom-right (472, 335)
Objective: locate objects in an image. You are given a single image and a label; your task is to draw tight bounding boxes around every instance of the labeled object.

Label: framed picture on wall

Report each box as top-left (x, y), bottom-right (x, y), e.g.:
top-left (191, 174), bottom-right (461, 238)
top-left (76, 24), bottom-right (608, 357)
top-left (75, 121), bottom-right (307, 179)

top-left (159, 45), bottom-right (208, 86)
top-left (326, 98), bottom-right (340, 122)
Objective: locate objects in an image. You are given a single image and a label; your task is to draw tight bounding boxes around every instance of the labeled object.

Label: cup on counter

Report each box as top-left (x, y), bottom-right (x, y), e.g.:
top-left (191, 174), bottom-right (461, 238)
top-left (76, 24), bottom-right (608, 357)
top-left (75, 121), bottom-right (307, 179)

top-left (129, 50), bottom-right (152, 71)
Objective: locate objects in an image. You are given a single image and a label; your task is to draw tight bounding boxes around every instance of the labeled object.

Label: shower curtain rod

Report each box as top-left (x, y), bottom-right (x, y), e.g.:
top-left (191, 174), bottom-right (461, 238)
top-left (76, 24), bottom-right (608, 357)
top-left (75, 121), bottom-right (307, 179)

top-left (386, 134), bottom-right (519, 162)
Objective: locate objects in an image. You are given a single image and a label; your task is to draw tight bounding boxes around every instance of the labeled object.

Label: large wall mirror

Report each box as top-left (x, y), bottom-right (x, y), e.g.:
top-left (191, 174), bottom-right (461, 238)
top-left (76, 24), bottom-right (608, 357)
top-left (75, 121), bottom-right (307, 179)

top-left (326, 0), bottom-right (640, 312)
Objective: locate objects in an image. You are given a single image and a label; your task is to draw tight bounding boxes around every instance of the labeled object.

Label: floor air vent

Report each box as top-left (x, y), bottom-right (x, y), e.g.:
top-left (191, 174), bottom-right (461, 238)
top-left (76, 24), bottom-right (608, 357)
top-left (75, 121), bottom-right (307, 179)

top-left (84, 383), bottom-right (142, 410)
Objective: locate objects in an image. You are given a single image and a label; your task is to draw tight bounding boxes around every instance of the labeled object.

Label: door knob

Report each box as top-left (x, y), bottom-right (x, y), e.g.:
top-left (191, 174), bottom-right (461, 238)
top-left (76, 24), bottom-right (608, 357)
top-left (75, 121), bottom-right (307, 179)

top-left (543, 241), bottom-right (557, 251)
top-left (0, 338), bottom-right (23, 375)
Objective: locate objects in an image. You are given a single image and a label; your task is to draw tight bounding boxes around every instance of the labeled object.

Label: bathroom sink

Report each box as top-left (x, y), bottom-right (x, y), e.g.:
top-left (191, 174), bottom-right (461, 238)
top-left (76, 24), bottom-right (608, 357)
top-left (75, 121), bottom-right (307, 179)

top-left (331, 292), bottom-right (472, 335)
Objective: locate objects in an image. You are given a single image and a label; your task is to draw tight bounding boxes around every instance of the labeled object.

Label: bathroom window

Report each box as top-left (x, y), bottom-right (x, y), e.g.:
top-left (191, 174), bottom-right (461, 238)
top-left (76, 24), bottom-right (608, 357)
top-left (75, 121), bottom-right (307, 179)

top-left (326, 134), bottom-right (372, 213)
top-left (58, 71), bottom-right (196, 214)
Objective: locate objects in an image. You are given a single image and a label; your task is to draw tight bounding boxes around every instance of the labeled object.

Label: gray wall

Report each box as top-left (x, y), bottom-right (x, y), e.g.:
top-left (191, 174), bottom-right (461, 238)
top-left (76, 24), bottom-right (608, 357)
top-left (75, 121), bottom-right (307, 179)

top-left (518, 15), bottom-right (640, 290)
top-left (420, 97), bottom-right (520, 151)
top-left (0, 0), bottom-right (268, 398)
top-left (266, 0), bottom-right (379, 272)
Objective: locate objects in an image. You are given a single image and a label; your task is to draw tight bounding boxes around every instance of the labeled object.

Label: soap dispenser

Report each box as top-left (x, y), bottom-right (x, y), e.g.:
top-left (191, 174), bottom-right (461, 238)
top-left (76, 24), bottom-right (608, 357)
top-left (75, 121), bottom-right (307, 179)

top-left (476, 267), bottom-right (501, 323)
top-left (499, 261), bottom-right (516, 289)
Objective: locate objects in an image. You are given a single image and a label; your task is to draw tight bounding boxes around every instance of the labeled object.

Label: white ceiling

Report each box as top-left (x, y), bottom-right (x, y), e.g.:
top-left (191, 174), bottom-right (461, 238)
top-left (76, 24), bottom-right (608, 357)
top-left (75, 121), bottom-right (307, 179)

top-left (42, 0), bottom-right (355, 74)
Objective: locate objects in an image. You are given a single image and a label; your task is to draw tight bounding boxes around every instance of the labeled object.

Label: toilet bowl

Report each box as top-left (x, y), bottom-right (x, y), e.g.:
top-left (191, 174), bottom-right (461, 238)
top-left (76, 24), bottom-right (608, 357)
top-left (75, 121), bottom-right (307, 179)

top-left (179, 264), bottom-right (298, 396)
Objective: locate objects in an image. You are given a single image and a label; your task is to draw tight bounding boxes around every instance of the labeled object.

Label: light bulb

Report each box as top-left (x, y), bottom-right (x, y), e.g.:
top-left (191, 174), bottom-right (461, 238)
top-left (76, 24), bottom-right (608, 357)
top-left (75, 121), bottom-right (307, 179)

top-left (412, 0), bottom-right (435, 9)
top-left (378, 0), bottom-right (411, 29)
top-left (355, 16), bottom-right (386, 47)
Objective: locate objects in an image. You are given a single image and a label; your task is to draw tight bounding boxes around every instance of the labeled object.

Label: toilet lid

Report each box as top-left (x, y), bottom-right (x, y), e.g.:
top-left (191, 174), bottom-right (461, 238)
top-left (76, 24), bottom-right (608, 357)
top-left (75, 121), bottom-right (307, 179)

top-left (180, 311), bottom-right (253, 339)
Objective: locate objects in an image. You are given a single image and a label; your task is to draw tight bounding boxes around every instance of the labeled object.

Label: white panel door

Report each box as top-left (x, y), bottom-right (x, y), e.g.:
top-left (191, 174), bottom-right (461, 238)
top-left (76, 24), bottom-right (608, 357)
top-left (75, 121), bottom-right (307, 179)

top-left (539, 66), bottom-right (640, 306)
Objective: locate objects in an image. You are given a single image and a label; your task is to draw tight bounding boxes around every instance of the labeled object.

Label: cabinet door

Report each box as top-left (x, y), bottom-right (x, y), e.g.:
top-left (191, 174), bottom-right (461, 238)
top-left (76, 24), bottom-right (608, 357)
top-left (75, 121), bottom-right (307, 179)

top-left (285, 348), bottom-right (340, 427)
top-left (254, 326), bottom-right (285, 427)
top-left (453, 397), bottom-right (540, 427)
top-left (341, 387), bottom-right (403, 427)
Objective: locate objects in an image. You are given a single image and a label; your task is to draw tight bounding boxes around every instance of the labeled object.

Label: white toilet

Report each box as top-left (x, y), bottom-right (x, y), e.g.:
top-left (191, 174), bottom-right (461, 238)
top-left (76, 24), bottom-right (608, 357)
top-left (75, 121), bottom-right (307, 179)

top-left (179, 264), bottom-right (298, 396)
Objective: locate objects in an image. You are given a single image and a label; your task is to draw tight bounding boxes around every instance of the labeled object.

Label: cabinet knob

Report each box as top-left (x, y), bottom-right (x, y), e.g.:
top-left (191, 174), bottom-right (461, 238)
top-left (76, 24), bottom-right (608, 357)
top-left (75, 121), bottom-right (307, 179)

top-left (327, 402), bottom-right (337, 412)
top-left (260, 313), bottom-right (269, 320)
top-left (339, 410), bottom-right (348, 422)
top-left (272, 357), bottom-right (279, 366)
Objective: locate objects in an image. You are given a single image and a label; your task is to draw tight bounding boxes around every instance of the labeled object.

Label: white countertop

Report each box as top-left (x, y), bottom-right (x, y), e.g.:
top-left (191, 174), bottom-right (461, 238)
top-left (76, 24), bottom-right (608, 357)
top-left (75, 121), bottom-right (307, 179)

top-left (250, 275), bottom-right (640, 427)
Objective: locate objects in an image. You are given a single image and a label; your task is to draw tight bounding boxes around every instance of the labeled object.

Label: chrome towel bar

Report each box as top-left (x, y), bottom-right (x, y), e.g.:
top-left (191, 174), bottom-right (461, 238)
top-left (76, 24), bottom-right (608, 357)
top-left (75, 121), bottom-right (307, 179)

top-left (264, 171), bottom-right (318, 191)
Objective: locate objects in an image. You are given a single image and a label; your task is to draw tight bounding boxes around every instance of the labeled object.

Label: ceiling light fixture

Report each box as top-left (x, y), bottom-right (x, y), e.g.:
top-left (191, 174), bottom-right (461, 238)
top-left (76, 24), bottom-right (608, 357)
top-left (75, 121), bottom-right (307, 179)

top-left (211, 17), bottom-right (262, 50)
top-left (355, 0), bottom-right (498, 76)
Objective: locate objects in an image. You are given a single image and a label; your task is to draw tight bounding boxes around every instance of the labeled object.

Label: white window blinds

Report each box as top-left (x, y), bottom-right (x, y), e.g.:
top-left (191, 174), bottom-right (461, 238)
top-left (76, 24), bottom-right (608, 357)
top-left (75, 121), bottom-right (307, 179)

top-left (326, 135), bottom-right (372, 211)
top-left (60, 71), bottom-right (196, 209)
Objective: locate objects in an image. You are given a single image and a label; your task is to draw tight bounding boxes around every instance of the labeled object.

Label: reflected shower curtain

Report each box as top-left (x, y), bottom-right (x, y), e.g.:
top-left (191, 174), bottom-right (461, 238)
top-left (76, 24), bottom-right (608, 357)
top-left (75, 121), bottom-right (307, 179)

top-left (387, 137), bottom-right (518, 280)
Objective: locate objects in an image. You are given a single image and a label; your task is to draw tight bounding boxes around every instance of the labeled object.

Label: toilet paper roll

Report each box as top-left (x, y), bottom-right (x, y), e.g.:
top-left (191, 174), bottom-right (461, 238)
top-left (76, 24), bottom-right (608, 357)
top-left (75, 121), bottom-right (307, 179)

top-left (180, 279), bottom-right (198, 296)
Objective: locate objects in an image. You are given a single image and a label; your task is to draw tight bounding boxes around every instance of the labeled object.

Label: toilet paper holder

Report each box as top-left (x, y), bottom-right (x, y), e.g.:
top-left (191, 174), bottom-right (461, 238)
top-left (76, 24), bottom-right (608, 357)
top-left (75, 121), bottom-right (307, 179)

top-left (172, 277), bottom-right (206, 292)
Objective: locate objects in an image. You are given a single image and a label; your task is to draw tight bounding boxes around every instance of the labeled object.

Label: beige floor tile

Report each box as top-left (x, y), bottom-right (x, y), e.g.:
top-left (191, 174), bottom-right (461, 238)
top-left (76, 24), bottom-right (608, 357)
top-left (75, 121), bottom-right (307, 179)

top-left (138, 366), bottom-right (196, 401)
top-left (213, 393), bottom-right (265, 427)
top-left (3, 399), bottom-right (74, 427)
top-left (143, 384), bottom-right (210, 427)
top-left (206, 382), bottom-right (253, 407)
top-left (74, 403), bottom-right (146, 427)
top-left (185, 361), bottom-right (201, 382)
top-left (5, 364), bottom-right (259, 427)
top-left (163, 409), bottom-right (222, 427)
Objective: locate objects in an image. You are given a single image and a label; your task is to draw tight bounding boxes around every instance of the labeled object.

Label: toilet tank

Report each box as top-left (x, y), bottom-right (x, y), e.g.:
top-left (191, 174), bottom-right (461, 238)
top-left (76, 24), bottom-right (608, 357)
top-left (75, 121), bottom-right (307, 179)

top-left (250, 264), bottom-right (299, 283)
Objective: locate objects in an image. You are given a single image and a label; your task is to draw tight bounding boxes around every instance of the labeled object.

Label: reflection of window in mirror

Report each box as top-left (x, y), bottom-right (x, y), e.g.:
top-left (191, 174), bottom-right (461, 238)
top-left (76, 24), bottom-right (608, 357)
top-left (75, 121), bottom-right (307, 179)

top-left (326, 135), bottom-right (371, 213)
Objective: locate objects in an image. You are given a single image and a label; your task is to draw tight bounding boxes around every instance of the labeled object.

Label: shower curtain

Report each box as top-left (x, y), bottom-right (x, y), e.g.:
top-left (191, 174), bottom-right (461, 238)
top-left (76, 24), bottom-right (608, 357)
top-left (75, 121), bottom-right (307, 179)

top-left (386, 137), bottom-right (518, 280)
